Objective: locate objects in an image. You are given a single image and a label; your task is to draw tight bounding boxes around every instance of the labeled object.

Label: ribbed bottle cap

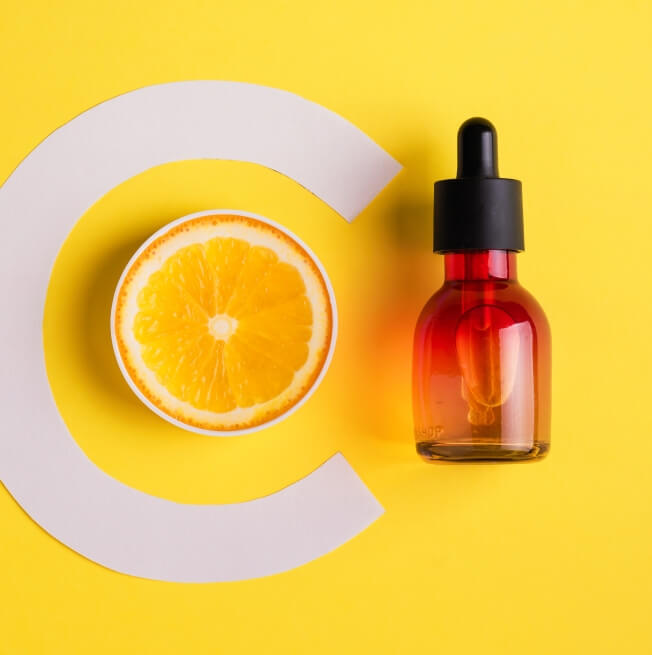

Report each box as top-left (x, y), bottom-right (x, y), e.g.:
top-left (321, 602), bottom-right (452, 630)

top-left (433, 118), bottom-right (524, 252)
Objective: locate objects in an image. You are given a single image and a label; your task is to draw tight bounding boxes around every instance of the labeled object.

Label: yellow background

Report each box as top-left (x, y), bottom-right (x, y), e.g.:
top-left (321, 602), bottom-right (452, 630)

top-left (2, 0), bottom-right (652, 652)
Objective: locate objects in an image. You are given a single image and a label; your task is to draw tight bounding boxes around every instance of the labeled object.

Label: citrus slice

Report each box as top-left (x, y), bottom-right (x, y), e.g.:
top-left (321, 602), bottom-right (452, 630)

top-left (112, 211), bottom-right (335, 434)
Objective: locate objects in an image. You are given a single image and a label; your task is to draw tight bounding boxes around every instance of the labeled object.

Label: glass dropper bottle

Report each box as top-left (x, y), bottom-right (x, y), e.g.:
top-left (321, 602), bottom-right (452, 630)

top-left (412, 118), bottom-right (551, 461)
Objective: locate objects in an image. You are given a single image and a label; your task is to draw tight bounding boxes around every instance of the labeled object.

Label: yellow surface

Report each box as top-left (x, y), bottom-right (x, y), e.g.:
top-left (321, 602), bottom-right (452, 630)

top-left (1, 0), bottom-right (652, 653)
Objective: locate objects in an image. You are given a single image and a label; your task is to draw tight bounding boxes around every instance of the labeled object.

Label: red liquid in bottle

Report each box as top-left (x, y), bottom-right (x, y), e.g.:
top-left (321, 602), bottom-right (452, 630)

top-left (413, 250), bottom-right (550, 461)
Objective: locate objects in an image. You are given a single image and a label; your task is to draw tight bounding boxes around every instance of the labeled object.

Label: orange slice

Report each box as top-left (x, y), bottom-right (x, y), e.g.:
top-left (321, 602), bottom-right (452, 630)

top-left (112, 212), bottom-right (335, 433)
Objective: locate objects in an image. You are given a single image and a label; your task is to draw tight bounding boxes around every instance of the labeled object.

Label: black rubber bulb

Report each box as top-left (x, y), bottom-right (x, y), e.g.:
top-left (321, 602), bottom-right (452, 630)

top-left (456, 117), bottom-right (498, 179)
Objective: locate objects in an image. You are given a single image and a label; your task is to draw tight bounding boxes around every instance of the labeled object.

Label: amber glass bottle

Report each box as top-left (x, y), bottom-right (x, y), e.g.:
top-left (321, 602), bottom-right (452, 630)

top-left (413, 118), bottom-right (551, 461)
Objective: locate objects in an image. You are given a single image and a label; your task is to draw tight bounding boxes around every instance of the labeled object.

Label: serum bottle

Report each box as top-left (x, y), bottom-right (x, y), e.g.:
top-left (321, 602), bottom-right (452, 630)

top-left (413, 118), bottom-right (551, 461)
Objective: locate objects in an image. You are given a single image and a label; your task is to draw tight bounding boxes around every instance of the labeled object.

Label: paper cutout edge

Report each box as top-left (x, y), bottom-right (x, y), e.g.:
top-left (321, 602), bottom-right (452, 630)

top-left (0, 80), bottom-right (393, 582)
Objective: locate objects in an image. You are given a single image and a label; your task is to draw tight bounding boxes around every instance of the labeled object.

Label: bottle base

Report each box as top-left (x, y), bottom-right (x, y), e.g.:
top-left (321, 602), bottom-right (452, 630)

top-left (416, 441), bottom-right (549, 462)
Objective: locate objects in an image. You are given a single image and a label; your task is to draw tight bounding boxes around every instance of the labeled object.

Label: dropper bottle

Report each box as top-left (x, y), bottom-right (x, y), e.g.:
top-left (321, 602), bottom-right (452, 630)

top-left (412, 118), bottom-right (551, 461)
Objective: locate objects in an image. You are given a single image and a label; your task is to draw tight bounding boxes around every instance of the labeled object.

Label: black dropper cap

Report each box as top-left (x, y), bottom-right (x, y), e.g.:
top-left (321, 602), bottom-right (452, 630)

top-left (433, 118), bottom-right (524, 252)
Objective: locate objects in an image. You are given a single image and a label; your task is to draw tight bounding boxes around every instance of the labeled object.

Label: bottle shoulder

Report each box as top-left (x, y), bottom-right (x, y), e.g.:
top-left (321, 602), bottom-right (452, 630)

top-left (416, 280), bottom-right (550, 338)
top-left (507, 283), bottom-right (550, 335)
